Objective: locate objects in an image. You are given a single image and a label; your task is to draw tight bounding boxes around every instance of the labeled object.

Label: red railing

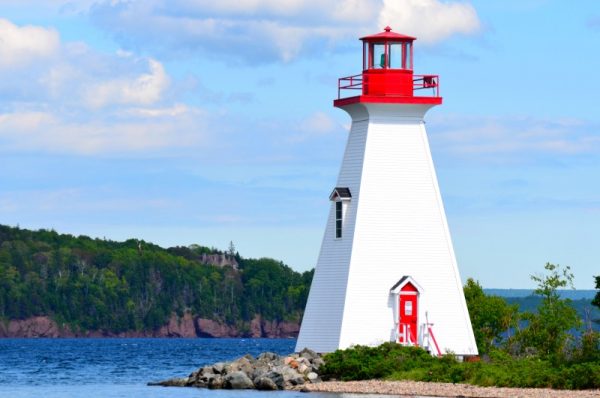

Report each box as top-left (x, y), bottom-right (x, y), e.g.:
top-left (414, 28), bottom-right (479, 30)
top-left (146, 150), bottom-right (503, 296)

top-left (337, 74), bottom-right (363, 99)
top-left (413, 75), bottom-right (440, 97)
top-left (337, 73), bottom-right (440, 99)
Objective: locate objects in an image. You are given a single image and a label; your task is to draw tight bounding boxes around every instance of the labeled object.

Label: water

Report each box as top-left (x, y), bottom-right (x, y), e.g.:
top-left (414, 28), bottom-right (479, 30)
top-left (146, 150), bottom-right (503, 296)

top-left (0, 338), bottom-right (409, 398)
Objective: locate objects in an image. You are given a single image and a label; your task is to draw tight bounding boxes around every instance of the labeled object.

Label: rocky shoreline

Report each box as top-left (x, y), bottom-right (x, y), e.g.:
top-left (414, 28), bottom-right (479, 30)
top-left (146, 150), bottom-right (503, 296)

top-left (150, 350), bottom-right (600, 398)
top-left (0, 314), bottom-right (299, 338)
top-left (149, 348), bottom-right (323, 390)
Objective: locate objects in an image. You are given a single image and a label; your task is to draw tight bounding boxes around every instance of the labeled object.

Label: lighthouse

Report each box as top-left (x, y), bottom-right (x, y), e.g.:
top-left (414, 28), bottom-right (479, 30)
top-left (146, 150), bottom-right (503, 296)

top-left (295, 27), bottom-right (477, 356)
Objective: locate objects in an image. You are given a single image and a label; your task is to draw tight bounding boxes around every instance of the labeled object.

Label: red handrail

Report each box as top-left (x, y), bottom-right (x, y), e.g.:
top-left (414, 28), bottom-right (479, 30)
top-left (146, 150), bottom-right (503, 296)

top-left (413, 75), bottom-right (440, 97)
top-left (428, 326), bottom-right (442, 357)
top-left (338, 74), bottom-right (363, 99)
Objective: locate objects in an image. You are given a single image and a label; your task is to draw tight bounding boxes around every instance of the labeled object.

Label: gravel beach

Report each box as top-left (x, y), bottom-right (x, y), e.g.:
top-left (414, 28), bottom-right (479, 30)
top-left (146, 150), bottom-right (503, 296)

top-left (295, 380), bottom-right (600, 398)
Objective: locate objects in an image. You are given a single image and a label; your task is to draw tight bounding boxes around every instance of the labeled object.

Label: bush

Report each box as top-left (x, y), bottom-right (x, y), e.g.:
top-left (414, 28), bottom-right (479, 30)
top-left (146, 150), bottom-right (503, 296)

top-left (321, 343), bottom-right (433, 381)
top-left (321, 343), bottom-right (600, 389)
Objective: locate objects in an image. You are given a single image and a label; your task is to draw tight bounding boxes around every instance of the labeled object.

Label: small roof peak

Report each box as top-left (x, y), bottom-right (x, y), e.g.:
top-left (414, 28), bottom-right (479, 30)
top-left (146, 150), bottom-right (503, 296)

top-left (360, 28), bottom-right (416, 42)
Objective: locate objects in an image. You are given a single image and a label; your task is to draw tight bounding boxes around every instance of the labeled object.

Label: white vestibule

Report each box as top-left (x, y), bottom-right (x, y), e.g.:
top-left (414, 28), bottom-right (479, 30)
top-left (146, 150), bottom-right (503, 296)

top-left (295, 102), bottom-right (478, 356)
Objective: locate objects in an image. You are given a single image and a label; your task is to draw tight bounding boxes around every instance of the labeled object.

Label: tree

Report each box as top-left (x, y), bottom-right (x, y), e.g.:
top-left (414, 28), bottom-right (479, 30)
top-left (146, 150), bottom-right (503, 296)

top-left (463, 278), bottom-right (519, 354)
top-left (228, 241), bottom-right (236, 257)
top-left (510, 263), bottom-right (581, 361)
top-left (592, 275), bottom-right (600, 310)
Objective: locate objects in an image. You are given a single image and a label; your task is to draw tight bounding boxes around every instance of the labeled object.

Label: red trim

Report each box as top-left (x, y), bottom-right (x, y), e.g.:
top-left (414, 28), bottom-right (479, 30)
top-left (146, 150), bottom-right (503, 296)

top-left (334, 95), bottom-right (442, 107)
top-left (360, 27), bottom-right (416, 42)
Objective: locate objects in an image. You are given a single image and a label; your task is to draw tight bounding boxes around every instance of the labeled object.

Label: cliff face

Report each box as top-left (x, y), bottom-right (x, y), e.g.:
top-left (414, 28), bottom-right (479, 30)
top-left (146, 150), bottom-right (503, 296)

top-left (0, 314), bottom-right (300, 338)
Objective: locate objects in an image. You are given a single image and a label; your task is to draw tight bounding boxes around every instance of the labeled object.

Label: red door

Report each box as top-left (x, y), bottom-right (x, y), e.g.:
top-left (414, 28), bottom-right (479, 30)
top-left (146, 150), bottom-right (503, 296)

top-left (399, 283), bottom-right (418, 345)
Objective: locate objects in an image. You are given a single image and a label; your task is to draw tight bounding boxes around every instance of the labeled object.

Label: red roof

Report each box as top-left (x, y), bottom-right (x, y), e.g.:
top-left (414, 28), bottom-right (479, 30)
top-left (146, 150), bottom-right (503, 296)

top-left (360, 26), bottom-right (416, 41)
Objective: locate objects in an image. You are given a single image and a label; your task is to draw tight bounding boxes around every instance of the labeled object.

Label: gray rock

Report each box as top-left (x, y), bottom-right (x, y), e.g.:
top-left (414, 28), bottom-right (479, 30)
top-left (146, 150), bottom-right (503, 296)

top-left (257, 352), bottom-right (279, 362)
top-left (299, 348), bottom-right (318, 361)
top-left (224, 371), bottom-right (255, 389)
top-left (147, 377), bottom-right (189, 387)
top-left (207, 375), bottom-right (224, 389)
top-left (212, 362), bottom-right (226, 374)
top-left (254, 376), bottom-right (279, 390)
top-left (250, 364), bottom-right (270, 381)
top-left (227, 356), bottom-right (254, 375)
top-left (306, 372), bottom-right (320, 383)
top-left (282, 366), bottom-right (305, 386)
top-left (265, 370), bottom-right (285, 390)
top-left (311, 357), bottom-right (325, 369)
top-left (298, 363), bottom-right (309, 374)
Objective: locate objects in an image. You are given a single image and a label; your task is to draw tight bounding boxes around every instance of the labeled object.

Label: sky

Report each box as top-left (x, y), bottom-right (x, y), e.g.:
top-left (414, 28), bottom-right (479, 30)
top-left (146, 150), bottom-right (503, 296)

top-left (0, 0), bottom-right (599, 289)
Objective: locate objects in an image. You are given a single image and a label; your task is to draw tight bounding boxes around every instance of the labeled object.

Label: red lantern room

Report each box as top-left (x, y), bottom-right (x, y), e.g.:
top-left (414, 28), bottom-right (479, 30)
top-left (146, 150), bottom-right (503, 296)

top-left (334, 26), bottom-right (442, 107)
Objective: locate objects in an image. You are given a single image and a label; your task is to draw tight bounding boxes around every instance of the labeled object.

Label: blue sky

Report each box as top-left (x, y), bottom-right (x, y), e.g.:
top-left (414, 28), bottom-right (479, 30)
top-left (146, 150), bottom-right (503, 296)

top-left (0, 0), bottom-right (599, 289)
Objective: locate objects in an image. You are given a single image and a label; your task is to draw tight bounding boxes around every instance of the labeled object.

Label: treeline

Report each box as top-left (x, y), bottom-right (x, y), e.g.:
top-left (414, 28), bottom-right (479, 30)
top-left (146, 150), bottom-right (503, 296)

top-left (0, 224), bottom-right (313, 333)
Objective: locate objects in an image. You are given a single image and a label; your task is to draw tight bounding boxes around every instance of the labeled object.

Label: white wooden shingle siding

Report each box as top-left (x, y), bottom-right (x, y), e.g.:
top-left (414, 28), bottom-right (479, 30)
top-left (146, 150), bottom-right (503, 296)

top-left (295, 103), bottom-right (477, 356)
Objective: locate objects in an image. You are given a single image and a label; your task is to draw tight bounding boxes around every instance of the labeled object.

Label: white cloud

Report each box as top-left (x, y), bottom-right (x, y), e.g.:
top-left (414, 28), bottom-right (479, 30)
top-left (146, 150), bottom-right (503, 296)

top-left (429, 114), bottom-right (600, 163)
top-left (126, 103), bottom-right (190, 118)
top-left (83, 59), bottom-right (169, 108)
top-left (89, 0), bottom-right (481, 63)
top-left (301, 111), bottom-right (338, 134)
top-left (379, 0), bottom-right (481, 44)
top-left (0, 106), bottom-right (208, 155)
top-left (0, 18), bottom-right (60, 69)
top-left (286, 111), bottom-right (342, 143)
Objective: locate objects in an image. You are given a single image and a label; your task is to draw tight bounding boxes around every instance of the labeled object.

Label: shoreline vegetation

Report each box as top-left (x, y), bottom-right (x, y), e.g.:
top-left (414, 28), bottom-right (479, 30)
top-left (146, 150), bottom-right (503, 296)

top-left (310, 265), bottom-right (599, 393)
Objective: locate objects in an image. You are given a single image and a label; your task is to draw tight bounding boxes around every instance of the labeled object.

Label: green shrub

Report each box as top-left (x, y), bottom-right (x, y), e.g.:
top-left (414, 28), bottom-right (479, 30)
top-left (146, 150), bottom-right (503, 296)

top-left (321, 342), bottom-right (600, 389)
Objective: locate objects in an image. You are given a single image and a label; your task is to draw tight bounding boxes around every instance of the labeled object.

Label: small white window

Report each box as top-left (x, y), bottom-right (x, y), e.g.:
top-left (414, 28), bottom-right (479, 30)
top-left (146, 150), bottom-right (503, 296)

top-left (404, 301), bottom-right (413, 316)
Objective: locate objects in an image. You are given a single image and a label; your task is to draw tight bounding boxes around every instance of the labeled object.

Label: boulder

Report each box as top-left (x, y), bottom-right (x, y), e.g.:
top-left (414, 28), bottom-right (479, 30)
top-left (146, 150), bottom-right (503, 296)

top-left (298, 363), bottom-right (309, 374)
top-left (280, 366), bottom-right (305, 387)
top-left (299, 348), bottom-right (318, 361)
top-left (147, 377), bottom-right (189, 387)
top-left (264, 370), bottom-right (285, 390)
top-left (254, 376), bottom-right (278, 390)
top-left (207, 375), bottom-right (224, 389)
top-left (307, 372), bottom-right (320, 383)
top-left (311, 357), bottom-right (325, 370)
top-left (212, 362), bottom-right (226, 374)
top-left (224, 371), bottom-right (254, 389)
top-left (227, 355), bottom-right (254, 375)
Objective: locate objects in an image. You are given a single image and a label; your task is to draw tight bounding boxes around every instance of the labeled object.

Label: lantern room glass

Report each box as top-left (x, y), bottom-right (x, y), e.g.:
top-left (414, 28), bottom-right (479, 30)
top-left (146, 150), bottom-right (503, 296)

top-left (363, 41), bottom-right (413, 70)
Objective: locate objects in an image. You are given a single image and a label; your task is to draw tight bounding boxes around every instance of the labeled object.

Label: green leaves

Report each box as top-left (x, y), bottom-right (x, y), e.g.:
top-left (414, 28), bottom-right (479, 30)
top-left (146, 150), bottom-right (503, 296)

top-left (0, 223), bottom-right (312, 333)
top-left (463, 278), bottom-right (519, 354)
top-left (592, 275), bottom-right (600, 310)
top-left (509, 263), bottom-right (581, 361)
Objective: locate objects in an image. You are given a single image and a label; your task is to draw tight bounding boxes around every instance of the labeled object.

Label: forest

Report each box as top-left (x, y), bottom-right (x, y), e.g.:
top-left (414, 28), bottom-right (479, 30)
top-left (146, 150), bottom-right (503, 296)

top-left (0, 224), bottom-right (313, 333)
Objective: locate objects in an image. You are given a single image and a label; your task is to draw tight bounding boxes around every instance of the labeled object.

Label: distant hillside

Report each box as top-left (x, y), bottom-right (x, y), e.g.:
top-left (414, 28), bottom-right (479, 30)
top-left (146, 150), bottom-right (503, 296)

top-left (484, 288), bottom-right (596, 300)
top-left (484, 289), bottom-right (599, 330)
top-left (0, 224), bottom-right (313, 337)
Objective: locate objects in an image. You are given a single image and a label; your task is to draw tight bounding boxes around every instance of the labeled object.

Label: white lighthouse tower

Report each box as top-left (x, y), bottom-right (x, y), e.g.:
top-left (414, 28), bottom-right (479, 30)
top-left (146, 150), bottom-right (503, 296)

top-left (296, 27), bottom-right (477, 356)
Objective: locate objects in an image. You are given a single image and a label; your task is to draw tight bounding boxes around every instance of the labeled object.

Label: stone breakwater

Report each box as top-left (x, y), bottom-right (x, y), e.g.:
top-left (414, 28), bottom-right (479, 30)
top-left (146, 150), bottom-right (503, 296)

top-left (149, 348), bottom-right (324, 390)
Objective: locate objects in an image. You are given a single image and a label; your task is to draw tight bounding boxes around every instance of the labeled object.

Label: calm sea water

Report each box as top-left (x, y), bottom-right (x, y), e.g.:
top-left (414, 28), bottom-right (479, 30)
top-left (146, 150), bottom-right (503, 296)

top-left (0, 338), bottom-right (408, 398)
